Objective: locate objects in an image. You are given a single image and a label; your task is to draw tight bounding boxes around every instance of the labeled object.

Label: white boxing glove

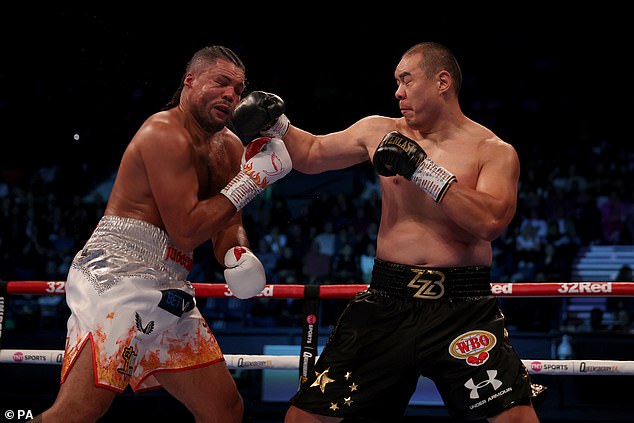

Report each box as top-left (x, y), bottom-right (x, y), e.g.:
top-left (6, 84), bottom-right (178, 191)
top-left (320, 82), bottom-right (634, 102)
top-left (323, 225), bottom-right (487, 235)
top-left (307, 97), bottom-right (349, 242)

top-left (223, 246), bottom-right (266, 299)
top-left (221, 137), bottom-right (292, 210)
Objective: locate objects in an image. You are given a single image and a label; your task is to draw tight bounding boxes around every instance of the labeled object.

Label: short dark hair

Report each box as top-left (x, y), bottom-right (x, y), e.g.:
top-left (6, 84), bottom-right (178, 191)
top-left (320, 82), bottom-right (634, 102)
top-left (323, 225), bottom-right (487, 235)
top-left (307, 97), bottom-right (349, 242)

top-left (404, 42), bottom-right (462, 95)
top-left (163, 45), bottom-right (245, 110)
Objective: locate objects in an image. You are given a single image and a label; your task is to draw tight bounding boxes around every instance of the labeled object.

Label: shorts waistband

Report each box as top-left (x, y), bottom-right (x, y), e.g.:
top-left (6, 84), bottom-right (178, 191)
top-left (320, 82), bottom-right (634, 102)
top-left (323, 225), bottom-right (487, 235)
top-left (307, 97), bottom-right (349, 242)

top-left (84, 215), bottom-right (193, 279)
top-left (369, 259), bottom-right (492, 300)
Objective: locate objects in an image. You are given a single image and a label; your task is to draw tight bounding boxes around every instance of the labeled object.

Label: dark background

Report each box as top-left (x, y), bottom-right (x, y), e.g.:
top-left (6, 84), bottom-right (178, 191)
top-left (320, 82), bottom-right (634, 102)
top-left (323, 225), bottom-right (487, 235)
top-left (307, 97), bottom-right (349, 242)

top-left (1, 6), bottom-right (631, 173)
top-left (1, 6), bottom-right (633, 423)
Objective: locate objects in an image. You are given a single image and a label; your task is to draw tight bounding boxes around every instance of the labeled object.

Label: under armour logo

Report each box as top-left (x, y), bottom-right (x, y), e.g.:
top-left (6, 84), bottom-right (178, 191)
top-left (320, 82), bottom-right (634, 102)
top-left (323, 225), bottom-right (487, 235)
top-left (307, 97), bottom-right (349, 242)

top-left (464, 370), bottom-right (502, 399)
top-left (135, 312), bottom-right (155, 335)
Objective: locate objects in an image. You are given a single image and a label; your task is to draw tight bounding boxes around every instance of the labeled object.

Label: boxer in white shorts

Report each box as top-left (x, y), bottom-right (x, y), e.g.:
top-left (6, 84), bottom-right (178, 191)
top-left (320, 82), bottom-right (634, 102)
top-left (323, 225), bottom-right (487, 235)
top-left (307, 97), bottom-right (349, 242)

top-left (29, 45), bottom-right (292, 423)
top-left (61, 215), bottom-right (223, 392)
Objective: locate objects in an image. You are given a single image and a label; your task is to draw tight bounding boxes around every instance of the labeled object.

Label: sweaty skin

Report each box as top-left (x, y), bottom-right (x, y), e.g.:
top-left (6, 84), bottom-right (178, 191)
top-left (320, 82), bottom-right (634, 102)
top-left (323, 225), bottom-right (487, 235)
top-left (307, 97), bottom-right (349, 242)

top-left (282, 52), bottom-right (519, 268)
top-left (33, 54), bottom-right (249, 423)
top-left (282, 46), bottom-right (535, 423)
top-left (105, 59), bottom-right (249, 261)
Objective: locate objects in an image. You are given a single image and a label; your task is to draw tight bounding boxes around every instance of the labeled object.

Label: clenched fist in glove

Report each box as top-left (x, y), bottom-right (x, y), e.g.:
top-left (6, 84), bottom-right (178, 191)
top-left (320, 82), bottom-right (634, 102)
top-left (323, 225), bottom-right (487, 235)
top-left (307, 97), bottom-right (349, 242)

top-left (373, 131), bottom-right (457, 202)
top-left (232, 91), bottom-right (290, 139)
top-left (224, 246), bottom-right (266, 299)
top-left (221, 137), bottom-right (292, 210)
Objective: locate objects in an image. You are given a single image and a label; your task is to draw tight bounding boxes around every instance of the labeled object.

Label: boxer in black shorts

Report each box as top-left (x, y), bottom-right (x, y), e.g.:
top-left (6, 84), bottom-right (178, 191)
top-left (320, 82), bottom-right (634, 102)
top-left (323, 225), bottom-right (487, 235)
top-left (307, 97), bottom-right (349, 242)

top-left (289, 259), bottom-right (533, 422)
top-left (231, 41), bottom-right (541, 422)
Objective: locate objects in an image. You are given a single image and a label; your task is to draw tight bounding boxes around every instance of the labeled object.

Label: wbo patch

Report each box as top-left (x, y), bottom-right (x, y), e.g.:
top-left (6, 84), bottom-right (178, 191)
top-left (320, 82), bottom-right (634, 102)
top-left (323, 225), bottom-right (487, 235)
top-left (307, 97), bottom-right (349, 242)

top-left (158, 289), bottom-right (195, 317)
top-left (449, 330), bottom-right (496, 366)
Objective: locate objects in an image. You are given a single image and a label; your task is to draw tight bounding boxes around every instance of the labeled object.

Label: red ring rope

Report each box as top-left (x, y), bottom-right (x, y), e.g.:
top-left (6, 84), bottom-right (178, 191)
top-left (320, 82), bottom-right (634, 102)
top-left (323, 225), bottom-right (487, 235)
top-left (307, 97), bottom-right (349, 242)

top-left (3, 281), bottom-right (634, 298)
top-left (2, 281), bottom-right (634, 378)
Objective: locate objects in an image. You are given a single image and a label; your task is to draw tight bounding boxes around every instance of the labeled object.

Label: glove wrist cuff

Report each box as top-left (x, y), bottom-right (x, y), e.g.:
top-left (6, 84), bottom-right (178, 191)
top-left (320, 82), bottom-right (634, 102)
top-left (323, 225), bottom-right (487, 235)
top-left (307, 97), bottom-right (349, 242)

top-left (221, 171), bottom-right (263, 210)
top-left (262, 114), bottom-right (290, 138)
top-left (412, 158), bottom-right (457, 202)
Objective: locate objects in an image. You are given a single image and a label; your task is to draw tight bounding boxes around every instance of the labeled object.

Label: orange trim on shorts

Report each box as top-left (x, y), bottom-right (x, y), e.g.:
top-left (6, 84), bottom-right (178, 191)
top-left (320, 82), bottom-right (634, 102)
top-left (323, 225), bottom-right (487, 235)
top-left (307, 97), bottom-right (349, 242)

top-left (132, 357), bottom-right (226, 393)
top-left (59, 334), bottom-right (127, 393)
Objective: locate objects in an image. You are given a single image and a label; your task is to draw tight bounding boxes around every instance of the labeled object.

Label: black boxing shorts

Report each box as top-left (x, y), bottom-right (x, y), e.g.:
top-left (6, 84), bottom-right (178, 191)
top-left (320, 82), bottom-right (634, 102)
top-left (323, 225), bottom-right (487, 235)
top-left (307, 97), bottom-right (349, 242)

top-left (288, 259), bottom-right (533, 422)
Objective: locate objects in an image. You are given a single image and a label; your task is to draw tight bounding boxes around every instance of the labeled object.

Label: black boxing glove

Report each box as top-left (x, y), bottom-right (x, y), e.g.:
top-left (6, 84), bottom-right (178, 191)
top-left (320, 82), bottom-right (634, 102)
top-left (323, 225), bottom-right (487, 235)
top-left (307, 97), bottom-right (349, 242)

top-left (373, 131), bottom-right (457, 202)
top-left (232, 91), bottom-right (290, 139)
top-left (373, 131), bottom-right (427, 178)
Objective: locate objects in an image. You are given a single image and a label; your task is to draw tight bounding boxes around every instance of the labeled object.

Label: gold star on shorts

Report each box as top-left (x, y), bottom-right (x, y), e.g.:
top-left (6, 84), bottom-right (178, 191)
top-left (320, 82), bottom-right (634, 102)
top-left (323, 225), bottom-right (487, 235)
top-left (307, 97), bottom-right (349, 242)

top-left (311, 368), bottom-right (335, 394)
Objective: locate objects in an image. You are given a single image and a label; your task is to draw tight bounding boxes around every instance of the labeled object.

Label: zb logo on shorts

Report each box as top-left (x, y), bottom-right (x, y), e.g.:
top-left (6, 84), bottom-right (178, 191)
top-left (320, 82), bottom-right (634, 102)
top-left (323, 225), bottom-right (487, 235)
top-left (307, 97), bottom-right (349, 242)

top-left (159, 289), bottom-right (195, 317)
top-left (406, 269), bottom-right (445, 299)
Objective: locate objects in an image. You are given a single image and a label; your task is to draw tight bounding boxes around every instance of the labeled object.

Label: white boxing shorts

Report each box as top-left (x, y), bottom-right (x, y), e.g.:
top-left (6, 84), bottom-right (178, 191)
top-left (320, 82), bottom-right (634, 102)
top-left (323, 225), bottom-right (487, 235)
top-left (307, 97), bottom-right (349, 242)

top-left (61, 215), bottom-right (223, 392)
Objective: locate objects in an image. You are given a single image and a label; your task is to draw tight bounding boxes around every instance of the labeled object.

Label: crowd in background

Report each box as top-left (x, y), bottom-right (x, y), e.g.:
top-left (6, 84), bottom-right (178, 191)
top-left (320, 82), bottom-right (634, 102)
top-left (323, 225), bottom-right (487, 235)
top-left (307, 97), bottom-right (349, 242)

top-left (1, 134), bottom-right (634, 334)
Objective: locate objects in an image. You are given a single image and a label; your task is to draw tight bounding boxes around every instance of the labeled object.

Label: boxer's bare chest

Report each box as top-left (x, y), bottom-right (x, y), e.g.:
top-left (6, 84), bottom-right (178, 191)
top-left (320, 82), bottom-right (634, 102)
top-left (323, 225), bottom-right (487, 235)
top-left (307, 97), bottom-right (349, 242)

top-left (194, 140), bottom-right (231, 199)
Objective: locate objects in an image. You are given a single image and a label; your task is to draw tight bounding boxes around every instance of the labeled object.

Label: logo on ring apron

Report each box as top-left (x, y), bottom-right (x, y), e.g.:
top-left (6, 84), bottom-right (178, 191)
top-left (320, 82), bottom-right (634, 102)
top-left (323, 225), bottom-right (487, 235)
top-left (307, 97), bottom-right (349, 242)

top-left (159, 289), bottom-right (195, 317)
top-left (449, 330), bottom-right (496, 366)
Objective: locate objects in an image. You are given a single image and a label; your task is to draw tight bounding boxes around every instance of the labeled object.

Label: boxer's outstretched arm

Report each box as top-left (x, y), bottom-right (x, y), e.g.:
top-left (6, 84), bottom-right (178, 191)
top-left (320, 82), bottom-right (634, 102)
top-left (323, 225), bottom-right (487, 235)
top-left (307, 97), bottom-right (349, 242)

top-left (232, 91), bottom-right (371, 174)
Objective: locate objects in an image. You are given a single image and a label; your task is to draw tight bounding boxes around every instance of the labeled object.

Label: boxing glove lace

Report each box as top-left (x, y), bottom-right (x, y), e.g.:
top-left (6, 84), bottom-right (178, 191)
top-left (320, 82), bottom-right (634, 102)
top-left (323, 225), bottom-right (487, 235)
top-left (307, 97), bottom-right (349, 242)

top-left (373, 131), bottom-right (456, 202)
